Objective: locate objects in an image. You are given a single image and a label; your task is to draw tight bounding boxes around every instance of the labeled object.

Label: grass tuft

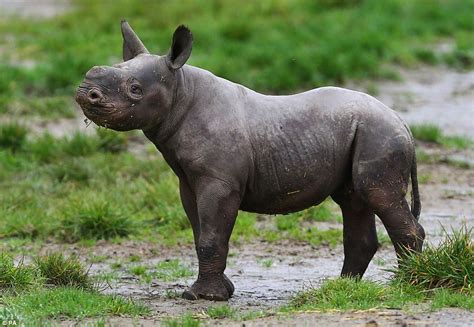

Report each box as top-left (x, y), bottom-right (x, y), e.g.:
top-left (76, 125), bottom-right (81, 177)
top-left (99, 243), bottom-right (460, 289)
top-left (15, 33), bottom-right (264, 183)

top-left (411, 124), bottom-right (472, 149)
top-left (0, 307), bottom-right (23, 325)
top-left (34, 253), bottom-right (93, 290)
top-left (393, 226), bottom-right (473, 292)
top-left (0, 254), bottom-right (36, 293)
top-left (205, 305), bottom-right (236, 319)
top-left (285, 227), bottom-right (473, 313)
top-left (47, 158), bottom-right (93, 183)
top-left (287, 278), bottom-right (386, 311)
top-left (59, 200), bottom-right (135, 242)
top-left (0, 122), bottom-right (28, 151)
top-left (164, 313), bottom-right (201, 327)
top-left (2, 287), bottom-right (149, 322)
top-left (96, 128), bottom-right (128, 153)
top-left (60, 132), bottom-right (100, 157)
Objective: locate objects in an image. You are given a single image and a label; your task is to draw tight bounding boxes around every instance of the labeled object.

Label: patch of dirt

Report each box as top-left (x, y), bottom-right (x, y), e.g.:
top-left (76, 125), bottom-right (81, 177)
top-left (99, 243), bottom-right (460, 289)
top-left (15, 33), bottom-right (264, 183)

top-left (0, 0), bottom-right (71, 19)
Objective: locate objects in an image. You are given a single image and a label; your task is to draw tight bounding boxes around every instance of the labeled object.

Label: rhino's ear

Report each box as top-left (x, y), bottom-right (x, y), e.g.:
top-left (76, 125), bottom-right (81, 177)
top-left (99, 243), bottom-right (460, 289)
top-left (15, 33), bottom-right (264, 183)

top-left (166, 25), bottom-right (193, 70)
top-left (121, 20), bottom-right (149, 61)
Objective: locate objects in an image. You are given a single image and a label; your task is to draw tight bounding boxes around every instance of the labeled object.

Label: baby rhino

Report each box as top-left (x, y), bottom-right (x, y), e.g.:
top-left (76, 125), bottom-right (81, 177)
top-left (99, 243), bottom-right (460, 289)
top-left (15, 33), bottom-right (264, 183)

top-left (76, 21), bottom-right (425, 301)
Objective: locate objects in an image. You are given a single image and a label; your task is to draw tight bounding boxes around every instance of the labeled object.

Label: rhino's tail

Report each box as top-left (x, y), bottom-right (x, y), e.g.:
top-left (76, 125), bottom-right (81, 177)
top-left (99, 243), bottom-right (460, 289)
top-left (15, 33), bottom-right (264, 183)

top-left (410, 153), bottom-right (421, 221)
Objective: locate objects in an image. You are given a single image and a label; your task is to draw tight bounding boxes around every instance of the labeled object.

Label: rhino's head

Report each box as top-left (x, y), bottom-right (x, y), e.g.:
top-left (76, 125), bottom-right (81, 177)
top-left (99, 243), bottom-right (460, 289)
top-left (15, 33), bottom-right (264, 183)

top-left (75, 21), bottom-right (193, 131)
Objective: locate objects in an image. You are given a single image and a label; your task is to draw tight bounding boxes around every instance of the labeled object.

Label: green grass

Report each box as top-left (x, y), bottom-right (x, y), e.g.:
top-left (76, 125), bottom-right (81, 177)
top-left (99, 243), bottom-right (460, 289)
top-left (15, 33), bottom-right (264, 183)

top-left (0, 252), bottom-right (148, 324)
top-left (284, 227), bottom-right (473, 313)
top-left (96, 128), bottom-right (129, 153)
top-left (0, 122), bottom-right (28, 151)
top-left (416, 148), bottom-right (472, 169)
top-left (287, 278), bottom-right (390, 311)
top-left (59, 198), bottom-right (136, 242)
top-left (129, 265), bottom-right (151, 284)
top-left (6, 95), bottom-right (77, 118)
top-left (129, 265), bottom-right (148, 277)
top-left (205, 305), bottom-right (237, 319)
top-left (0, 127), bottom-right (191, 245)
top-left (164, 314), bottom-right (201, 327)
top-left (127, 260), bottom-right (194, 283)
top-left (0, 254), bottom-right (37, 293)
top-left (164, 289), bottom-right (181, 299)
top-left (258, 258), bottom-right (274, 268)
top-left (285, 278), bottom-right (473, 313)
top-left (0, 0), bottom-right (472, 116)
top-left (393, 226), bottom-right (473, 292)
top-left (34, 253), bottom-right (93, 289)
top-left (377, 231), bottom-right (392, 246)
top-left (411, 124), bottom-right (473, 150)
top-left (1, 287), bottom-right (149, 322)
top-left (0, 307), bottom-right (23, 325)
top-left (430, 288), bottom-right (474, 311)
top-left (155, 260), bottom-right (194, 281)
top-left (264, 218), bottom-right (343, 247)
top-left (285, 202), bottom-right (341, 223)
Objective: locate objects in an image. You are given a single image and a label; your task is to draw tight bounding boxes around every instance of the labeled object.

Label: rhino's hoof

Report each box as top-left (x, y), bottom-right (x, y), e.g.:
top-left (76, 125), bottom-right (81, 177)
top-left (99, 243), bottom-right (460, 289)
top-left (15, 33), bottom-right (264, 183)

top-left (223, 274), bottom-right (235, 296)
top-left (181, 277), bottom-right (231, 301)
top-left (182, 288), bottom-right (199, 300)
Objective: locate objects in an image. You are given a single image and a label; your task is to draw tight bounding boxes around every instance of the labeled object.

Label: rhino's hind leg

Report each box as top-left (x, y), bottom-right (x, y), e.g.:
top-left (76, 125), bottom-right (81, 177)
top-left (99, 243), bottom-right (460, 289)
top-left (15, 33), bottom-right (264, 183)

top-left (332, 190), bottom-right (378, 278)
top-left (352, 153), bottom-right (425, 257)
top-left (372, 198), bottom-right (425, 256)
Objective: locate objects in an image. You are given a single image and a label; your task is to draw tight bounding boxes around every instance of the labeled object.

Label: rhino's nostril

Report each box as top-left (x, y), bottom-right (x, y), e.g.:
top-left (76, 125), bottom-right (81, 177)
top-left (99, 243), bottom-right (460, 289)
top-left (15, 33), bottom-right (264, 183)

top-left (87, 89), bottom-right (103, 103)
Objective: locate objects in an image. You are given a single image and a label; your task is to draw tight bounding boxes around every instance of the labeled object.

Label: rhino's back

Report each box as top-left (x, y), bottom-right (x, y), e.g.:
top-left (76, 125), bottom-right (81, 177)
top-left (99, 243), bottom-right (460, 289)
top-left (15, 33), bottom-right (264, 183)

top-left (240, 86), bottom-right (407, 214)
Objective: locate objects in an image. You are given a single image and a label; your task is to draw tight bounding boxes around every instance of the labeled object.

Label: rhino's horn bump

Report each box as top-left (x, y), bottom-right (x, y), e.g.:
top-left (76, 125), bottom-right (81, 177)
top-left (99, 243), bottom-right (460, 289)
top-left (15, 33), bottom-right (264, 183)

top-left (121, 20), bottom-right (149, 61)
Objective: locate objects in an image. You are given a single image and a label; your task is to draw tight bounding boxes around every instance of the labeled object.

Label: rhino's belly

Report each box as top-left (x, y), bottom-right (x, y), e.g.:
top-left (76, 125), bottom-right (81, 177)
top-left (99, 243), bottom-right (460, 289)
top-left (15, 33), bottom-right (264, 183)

top-left (240, 145), bottom-right (349, 214)
top-left (240, 182), bottom-right (335, 214)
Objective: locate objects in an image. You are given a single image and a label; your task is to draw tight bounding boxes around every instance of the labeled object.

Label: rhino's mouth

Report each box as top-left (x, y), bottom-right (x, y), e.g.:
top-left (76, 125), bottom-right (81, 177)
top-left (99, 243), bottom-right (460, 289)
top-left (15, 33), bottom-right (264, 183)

top-left (75, 87), bottom-right (118, 128)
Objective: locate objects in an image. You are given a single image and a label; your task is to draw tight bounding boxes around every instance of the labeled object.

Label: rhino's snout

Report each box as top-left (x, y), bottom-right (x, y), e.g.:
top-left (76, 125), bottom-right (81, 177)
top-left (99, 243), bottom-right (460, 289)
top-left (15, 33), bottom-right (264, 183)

top-left (87, 88), bottom-right (104, 104)
top-left (75, 83), bottom-right (105, 108)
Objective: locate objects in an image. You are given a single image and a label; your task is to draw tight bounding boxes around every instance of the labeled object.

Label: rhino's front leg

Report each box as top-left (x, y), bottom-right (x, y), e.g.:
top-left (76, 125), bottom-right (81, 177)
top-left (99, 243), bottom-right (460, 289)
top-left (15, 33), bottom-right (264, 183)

top-left (182, 178), bottom-right (240, 301)
top-left (179, 179), bottom-right (235, 298)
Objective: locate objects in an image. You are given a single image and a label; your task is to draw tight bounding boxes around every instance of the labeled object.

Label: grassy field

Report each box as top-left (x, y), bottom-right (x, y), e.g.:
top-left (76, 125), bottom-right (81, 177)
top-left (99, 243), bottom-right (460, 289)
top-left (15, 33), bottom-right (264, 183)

top-left (0, 0), bottom-right (473, 118)
top-left (0, 0), bottom-right (473, 325)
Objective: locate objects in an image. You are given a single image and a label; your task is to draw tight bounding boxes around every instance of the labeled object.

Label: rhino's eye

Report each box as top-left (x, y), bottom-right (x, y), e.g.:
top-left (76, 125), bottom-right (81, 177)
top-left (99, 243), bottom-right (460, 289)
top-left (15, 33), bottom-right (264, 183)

top-left (130, 84), bottom-right (142, 96)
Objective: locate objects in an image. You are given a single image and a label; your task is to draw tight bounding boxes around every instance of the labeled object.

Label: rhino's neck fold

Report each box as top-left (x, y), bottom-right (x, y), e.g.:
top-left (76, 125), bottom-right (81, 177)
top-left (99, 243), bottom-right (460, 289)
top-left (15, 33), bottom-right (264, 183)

top-left (144, 66), bottom-right (195, 146)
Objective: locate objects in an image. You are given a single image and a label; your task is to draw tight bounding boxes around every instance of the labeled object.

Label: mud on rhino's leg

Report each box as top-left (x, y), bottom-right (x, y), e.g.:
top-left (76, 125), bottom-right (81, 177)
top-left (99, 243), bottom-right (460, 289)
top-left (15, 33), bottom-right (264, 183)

top-left (332, 190), bottom-right (378, 278)
top-left (374, 199), bottom-right (425, 256)
top-left (179, 180), bottom-right (235, 298)
top-left (181, 178), bottom-right (239, 301)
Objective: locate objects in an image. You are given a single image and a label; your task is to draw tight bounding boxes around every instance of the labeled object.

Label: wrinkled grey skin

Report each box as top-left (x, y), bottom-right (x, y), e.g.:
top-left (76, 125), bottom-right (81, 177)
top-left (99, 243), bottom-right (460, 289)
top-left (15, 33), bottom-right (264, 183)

top-left (76, 21), bottom-right (425, 301)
